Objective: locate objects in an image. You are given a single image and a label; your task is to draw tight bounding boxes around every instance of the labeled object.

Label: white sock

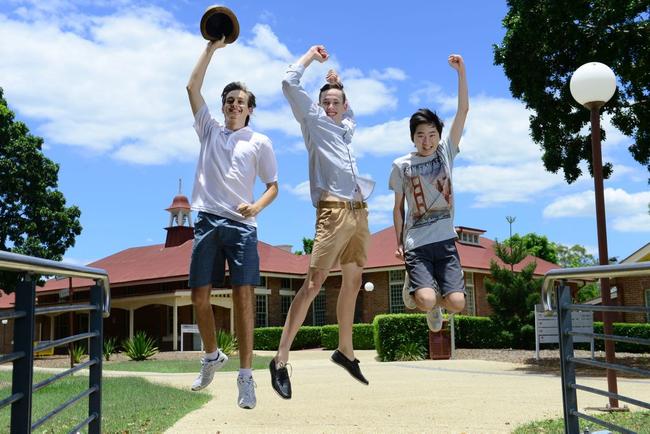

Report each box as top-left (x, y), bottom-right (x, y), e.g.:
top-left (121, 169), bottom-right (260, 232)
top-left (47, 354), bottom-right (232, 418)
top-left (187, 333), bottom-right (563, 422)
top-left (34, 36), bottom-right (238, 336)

top-left (205, 349), bottom-right (220, 361)
top-left (239, 368), bottom-right (252, 378)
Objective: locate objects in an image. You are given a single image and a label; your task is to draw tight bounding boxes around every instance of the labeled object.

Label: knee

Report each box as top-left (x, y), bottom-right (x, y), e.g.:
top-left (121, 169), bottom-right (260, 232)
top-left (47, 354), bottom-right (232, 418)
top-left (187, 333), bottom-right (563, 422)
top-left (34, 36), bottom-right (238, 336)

top-left (444, 293), bottom-right (466, 313)
top-left (414, 288), bottom-right (437, 310)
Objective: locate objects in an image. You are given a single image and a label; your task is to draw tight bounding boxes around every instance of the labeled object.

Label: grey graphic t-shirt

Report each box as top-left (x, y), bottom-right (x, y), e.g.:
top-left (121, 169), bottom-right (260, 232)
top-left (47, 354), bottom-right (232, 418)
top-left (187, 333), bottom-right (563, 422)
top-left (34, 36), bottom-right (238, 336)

top-left (388, 137), bottom-right (459, 251)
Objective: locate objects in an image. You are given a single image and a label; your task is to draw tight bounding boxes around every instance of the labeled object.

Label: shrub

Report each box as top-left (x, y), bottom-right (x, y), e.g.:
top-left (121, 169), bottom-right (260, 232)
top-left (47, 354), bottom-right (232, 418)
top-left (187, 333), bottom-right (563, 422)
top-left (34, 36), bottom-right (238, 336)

top-left (373, 314), bottom-right (429, 361)
top-left (321, 323), bottom-right (375, 350)
top-left (394, 342), bottom-right (426, 361)
top-left (216, 329), bottom-right (238, 356)
top-left (593, 322), bottom-right (650, 353)
top-left (69, 343), bottom-right (86, 364)
top-left (123, 331), bottom-right (158, 361)
top-left (103, 337), bottom-right (117, 361)
top-left (254, 326), bottom-right (322, 350)
top-left (454, 315), bottom-right (510, 349)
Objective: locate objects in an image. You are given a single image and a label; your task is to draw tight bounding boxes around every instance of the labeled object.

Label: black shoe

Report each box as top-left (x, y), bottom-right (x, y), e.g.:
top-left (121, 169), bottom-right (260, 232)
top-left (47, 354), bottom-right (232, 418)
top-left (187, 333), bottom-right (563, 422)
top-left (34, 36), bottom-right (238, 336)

top-left (269, 359), bottom-right (292, 399)
top-left (330, 350), bottom-right (369, 385)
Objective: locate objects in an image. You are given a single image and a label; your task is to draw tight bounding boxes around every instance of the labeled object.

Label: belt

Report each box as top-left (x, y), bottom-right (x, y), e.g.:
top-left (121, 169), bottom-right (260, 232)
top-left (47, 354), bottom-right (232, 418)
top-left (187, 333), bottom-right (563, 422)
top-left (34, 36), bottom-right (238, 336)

top-left (318, 200), bottom-right (367, 210)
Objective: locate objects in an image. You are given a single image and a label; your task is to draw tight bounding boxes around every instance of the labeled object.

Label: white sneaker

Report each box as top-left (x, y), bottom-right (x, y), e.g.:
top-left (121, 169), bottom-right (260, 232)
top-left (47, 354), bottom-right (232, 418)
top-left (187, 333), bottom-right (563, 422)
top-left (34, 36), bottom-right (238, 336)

top-left (237, 375), bottom-right (257, 409)
top-left (426, 306), bottom-right (444, 332)
top-left (191, 350), bottom-right (228, 391)
top-left (402, 274), bottom-right (416, 310)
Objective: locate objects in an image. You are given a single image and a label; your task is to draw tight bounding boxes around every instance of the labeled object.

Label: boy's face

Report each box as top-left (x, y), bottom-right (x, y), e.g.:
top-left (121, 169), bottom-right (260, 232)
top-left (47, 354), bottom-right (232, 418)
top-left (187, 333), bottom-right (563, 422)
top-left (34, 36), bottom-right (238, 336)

top-left (412, 123), bottom-right (440, 157)
top-left (319, 89), bottom-right (347, 124)
top-left (222, 90), bottom-right (252, 128)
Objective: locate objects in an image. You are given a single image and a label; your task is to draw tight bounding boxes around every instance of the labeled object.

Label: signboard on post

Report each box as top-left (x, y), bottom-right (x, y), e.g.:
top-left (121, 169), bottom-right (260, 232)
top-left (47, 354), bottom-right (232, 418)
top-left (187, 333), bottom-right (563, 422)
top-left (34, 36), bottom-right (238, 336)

top-left (534, 304), bottom-right (594, 360)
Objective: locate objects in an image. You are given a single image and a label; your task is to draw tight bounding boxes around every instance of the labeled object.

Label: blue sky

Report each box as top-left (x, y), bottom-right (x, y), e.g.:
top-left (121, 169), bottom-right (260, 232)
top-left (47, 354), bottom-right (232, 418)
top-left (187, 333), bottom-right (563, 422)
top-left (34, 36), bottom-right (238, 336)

top-left (1, 0), bottom-right (648, 265)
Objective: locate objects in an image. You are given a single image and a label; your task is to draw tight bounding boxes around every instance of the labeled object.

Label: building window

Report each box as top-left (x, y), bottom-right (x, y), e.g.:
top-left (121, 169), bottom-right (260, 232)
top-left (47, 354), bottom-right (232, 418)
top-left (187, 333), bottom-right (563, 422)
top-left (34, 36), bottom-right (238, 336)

top-left (646, 289), bottom-right (650, 323)
top-left (460, 232), bottom-right (479, 245)
top-left (281, 295), bottom-right (293, 323)
top-left (255, 295), bottom-right (268, 328)
top-left (464, 271), bottom-right (476, 316)
top-left (389, 269), bottom-right (406, 313)
top-left (312, 290), bottom-right (326, 326)
top-left (280, 278), bottom-right (291, 290)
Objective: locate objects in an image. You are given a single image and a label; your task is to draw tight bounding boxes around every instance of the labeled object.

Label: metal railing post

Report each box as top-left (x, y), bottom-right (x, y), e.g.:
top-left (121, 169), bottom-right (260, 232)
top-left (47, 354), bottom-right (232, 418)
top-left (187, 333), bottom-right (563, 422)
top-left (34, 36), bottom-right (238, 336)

top-left (88, 282), bottom-right (103, 434)
top-left (557, 281), bottom-right (579, 434)
top-left (11, 273), bottom-right (36, 432)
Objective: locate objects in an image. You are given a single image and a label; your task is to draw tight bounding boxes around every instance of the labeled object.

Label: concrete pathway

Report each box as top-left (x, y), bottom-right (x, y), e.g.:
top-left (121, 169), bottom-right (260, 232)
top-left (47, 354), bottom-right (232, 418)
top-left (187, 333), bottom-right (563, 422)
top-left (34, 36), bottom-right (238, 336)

top-left (148, 350), bottom-right (650, 433)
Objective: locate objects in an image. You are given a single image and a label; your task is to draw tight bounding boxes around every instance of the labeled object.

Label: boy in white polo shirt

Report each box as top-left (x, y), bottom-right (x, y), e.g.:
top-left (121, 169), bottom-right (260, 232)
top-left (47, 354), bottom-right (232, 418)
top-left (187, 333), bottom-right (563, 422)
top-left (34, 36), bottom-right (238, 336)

top-left (186, 37), bottom-right (278, 410)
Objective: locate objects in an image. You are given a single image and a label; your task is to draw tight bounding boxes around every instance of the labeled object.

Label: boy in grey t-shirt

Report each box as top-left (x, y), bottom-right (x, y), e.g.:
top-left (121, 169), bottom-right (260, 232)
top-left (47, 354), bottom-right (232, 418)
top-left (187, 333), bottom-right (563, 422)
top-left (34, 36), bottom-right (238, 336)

top-left (388, 54), bottom-right (469, 332)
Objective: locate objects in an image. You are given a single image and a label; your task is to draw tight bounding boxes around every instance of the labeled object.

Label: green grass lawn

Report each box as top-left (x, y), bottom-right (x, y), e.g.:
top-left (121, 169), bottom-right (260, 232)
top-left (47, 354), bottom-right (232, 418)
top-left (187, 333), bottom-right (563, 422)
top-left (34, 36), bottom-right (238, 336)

top-left (104, 354), bottom-right (272, 372)
top-left (513, 410), bottom-right (650, 434)
top-left (0, 371), bottom-right (210, 433)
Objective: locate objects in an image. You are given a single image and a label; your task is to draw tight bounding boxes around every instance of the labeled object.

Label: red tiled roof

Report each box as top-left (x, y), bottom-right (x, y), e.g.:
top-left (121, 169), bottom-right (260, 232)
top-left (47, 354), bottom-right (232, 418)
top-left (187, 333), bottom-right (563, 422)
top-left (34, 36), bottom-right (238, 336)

top-left (39, 227), bottom-right (558, 294)
top-left (365, 227), bottom-right (558, 275)
top-left (0, 291), bottom-right (15, 309)
top-left (42, 240), bottom-right (309, 292)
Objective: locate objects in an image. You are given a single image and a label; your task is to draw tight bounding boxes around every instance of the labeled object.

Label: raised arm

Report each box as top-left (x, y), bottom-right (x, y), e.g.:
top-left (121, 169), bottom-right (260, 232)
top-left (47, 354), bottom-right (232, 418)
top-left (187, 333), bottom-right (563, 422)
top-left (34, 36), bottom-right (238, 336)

top-left (186, 37), bottom-right (227, 116)
top-left (282, 45), bottom-right (329, 121)
top-left (447, 54), bottom-right (469, 148)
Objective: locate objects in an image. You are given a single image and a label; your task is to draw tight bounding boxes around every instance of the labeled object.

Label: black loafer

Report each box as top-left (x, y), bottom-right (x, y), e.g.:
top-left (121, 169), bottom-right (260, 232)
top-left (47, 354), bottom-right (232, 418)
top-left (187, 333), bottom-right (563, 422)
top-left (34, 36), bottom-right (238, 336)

top-left (331, 350), bottom-right (369, 385)
top-left (269, 359), bottom-right (292, 399)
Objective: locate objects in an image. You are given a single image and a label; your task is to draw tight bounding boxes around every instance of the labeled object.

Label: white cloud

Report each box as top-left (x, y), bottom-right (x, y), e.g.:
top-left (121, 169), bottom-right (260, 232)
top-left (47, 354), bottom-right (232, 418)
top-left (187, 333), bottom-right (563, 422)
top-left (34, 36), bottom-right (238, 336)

top-left (283, 180), bottom-right (311, 201)
top-left (353, 117), bottom-right (411, 157)
top-left (368, 193), bottom-right (394, 212)
top-left (344, 78), bottom-right (397, 115)
top-left (253, 106), bottom-right (302, 138)
top-left (0, 8), bottom-right (292, 165)
top-left (370, 67), bottom-right (407, 81)
top-left (455, 163), bottom-right (566, 207)
top-left (543, 188), bottom-right (650, 233)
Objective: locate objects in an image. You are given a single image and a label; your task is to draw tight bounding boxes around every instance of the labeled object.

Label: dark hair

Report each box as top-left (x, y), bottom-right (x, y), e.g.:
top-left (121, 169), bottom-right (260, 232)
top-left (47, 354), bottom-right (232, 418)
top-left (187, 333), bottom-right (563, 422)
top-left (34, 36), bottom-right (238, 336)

top-left (409, 108), bottom-right (444, 141)
top-left (319, 82), bottom-right (346, 103)
top-left (221, 82), bottom-right (256, 126)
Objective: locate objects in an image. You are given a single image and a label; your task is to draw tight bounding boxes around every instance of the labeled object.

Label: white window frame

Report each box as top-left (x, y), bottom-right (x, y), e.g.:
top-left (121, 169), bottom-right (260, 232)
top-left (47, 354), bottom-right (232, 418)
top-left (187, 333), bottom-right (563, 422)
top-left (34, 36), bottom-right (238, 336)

top-left (255, 294), bottom-right (268, 328)
top-left (389, 269), bottom-right (406, 313)
top-left (464, 271), bottom-right (476, 316)
top-left (312, 289), bottom-right (326, 326)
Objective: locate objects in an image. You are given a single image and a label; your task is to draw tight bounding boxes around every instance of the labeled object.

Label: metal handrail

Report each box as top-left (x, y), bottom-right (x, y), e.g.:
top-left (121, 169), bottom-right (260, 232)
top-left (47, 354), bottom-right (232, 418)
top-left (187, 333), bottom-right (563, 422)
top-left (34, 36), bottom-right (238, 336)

top-left (542, 262), bottom-right (650, 311)
top-left (0, 250), bottom-right (111, 317)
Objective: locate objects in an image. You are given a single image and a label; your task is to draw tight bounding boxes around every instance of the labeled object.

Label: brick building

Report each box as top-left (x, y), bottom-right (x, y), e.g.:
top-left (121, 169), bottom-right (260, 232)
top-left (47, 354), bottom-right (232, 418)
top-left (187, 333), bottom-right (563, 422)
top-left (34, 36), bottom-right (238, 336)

top-left (1, 192), bottom-right (563, 352)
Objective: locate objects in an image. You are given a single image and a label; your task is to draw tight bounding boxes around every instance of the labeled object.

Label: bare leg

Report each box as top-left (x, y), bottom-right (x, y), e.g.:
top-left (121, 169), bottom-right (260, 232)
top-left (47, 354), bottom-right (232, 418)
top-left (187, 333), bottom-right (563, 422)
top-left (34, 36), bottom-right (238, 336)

top-left (191, 284), bottom-right (216, 353)
top-left (232, 285), bottom-right (254, 369)
top-left (275, 268), bottom-right (328, 365)
top-left (413, 287), bottom-right (438, 312)
top-left (439, 292), bottom-right (465, 313)
top-left (336, 262), bottom-right (363, 360)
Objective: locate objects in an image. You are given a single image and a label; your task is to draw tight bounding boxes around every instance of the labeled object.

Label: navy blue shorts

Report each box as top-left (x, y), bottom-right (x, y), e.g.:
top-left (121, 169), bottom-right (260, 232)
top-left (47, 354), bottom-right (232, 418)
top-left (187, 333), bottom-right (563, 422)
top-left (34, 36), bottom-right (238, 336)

top-left (404, 238), bottom-right (466, 297)
top-left (188, 212), bottom-right (260, 288)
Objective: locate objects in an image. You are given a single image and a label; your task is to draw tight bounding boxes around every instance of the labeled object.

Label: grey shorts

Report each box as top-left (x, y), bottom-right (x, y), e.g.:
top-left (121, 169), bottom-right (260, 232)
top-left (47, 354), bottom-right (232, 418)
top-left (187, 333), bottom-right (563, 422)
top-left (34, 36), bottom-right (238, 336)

top-left (188, 212), bottom-right (260, 288)
top-left (404, 238), bottom-right (466, 297)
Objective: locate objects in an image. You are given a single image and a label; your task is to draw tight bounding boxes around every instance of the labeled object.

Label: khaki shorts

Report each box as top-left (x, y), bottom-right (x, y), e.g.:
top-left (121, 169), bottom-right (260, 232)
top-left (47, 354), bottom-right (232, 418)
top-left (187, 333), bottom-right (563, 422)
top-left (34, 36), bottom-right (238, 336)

top-left (310, 202), bottom-right (370, 270)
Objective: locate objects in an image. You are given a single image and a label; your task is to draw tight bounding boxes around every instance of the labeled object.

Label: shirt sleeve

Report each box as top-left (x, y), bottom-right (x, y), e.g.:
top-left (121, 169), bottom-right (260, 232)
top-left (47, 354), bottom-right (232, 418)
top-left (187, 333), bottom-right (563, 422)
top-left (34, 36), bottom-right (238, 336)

top-left (440, 137), bottom-right (458, 164)
top-left (193, 104), bottom-right (220, 143)
top-left (281, 64), bottom-right (320, 123)
top-left (257, 137), bottom-right (279, 184)
top-left (341, 103), bottom-right (356, 140)
top-left (388, 161), bottom-right (404, 192)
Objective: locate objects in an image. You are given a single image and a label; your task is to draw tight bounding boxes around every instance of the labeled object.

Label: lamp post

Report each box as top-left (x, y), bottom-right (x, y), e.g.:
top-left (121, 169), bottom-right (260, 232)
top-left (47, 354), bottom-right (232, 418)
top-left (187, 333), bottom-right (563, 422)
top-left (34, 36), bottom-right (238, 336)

top-left (569, 62), bottom-right (618, 408)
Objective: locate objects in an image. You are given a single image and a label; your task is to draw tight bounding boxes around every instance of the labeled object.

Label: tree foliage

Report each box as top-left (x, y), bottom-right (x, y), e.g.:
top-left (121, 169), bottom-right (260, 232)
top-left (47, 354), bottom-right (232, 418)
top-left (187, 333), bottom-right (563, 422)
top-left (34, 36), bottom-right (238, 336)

top-left (0, 87), bottom-right (82, 290)
top-left (494, 0), bottom-right (650, 183)
top-left (554, 243), bottom-right (598, 268)
top-left (485, 238), bottom-right (543, 348)
top-left (504, 233), bottom-right (559, 264)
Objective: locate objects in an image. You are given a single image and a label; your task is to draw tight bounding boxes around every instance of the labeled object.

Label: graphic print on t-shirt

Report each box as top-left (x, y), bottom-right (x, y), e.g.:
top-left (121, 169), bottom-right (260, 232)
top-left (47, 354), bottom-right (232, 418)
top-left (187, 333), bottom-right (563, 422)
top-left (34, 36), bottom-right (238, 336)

top-left (403, 153), bottom-right (452, 228)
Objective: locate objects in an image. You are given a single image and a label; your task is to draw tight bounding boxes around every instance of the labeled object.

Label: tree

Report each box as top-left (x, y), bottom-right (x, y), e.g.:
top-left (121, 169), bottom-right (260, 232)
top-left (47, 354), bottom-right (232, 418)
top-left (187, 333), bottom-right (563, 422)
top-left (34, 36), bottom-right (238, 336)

top-left (0, 87), bottom-right (82, 290)
top-left (494, 1), bottom-right (650, 183)
top-left (302, 237), bottom-right (314, 254)
top-left (504, 233), bottom-right (559, 264)
top-left (485, 238), bottom-right (543, 348)
top-left (554, 243), bottom-right (597, 268)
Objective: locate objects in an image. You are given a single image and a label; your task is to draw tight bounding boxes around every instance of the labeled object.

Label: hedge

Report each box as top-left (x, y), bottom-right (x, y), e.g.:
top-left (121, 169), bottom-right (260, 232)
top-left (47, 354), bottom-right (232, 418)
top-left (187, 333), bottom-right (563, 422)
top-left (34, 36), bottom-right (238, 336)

top-left (373, 314), bottom-right (429, 361)
top-left (592, 322), bottom-right (650, 353)
top-left (253, 326), bottom-right (322, 350)
top-left (320, 323), bottom-right (375, 350)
